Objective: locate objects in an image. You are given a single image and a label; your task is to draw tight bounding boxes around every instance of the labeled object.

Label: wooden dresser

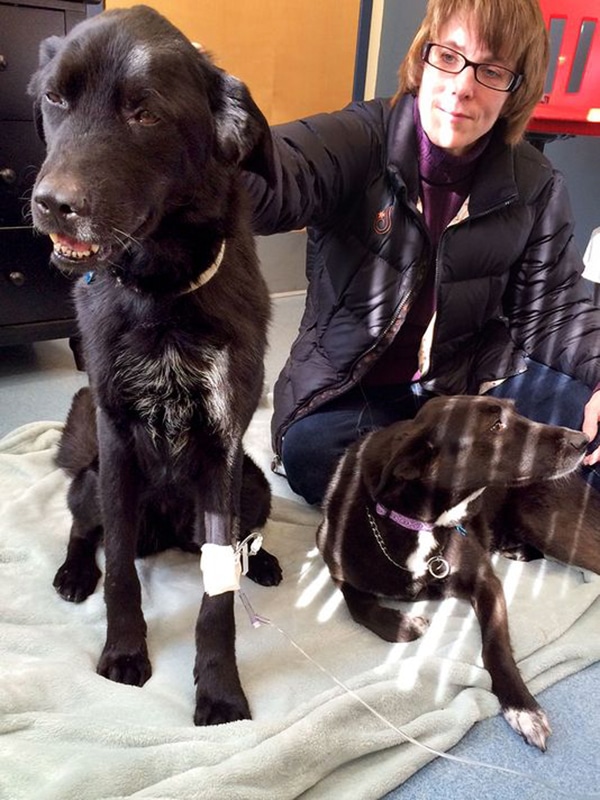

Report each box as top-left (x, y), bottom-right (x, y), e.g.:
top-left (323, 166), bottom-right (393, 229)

top-left (0, 0), bottom-right (102, 358)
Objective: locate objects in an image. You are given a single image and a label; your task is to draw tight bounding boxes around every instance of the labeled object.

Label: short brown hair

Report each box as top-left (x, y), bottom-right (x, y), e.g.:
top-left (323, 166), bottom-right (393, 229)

top-left (395, 0), bottom-right (549, 144)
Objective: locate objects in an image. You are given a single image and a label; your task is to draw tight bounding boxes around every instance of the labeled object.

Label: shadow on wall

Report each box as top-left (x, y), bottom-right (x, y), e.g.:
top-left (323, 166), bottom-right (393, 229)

top-left (256, 231), bottom-right (308, 295)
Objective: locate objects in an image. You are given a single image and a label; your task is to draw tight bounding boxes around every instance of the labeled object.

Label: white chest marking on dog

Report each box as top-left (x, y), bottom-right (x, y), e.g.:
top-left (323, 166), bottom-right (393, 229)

top-left (435, 488), bottom-right (486, 528)
top-left (114, 342), bottom-right (230, 455)
top-left (366, 507), bottom-right (449, 579)
top-left (406, 529), bottom-right (438, 578)
top-left (366, 487), bottom-right (486, 580)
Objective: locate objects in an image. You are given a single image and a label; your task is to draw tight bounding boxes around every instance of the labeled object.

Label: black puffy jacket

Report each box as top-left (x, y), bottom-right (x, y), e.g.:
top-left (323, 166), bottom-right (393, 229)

top-left (247, 94), bottom-right (600, 456)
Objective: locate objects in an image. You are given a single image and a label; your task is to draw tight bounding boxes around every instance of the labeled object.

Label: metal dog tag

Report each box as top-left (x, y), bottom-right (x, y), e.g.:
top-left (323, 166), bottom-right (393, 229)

top-left (427, 555), bottom-right (450, 579)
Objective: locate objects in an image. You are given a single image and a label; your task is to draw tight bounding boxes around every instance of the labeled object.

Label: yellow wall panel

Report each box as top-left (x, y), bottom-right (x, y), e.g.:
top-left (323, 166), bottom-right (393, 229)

top-left (104, 1), bottom-right (360, 123)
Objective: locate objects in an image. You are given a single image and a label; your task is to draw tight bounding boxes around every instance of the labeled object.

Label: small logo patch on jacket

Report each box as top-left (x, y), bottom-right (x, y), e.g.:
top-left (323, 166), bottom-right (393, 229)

top-left (374, 205), bottom-right (393, 235)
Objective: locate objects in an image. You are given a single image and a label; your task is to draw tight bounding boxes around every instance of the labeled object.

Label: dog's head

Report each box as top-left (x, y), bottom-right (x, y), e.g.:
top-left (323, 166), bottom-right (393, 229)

top-left (364, 396), bottom-right (589, 504)
top-left (27, 5), bottom-right (275, 275)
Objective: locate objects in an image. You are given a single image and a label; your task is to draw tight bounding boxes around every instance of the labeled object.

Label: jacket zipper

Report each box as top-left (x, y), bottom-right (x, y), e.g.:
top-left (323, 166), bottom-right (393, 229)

top-left (347, 194), bottom-right (433, 376)
top-left (425, 197), bottom-right (517, 381)
top-left (276, 196), bottom-right (518, 458)
top-left (274, 200), bottom-right (432, 458)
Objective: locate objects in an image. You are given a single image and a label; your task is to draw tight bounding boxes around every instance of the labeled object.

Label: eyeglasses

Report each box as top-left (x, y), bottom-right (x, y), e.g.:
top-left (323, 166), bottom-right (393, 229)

top-left (422, 43), bottom-right (523, 93)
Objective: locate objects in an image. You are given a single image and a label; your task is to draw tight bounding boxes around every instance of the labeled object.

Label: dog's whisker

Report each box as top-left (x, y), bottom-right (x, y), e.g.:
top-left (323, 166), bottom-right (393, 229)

top-left (110, 226), bottom-right (141, 249)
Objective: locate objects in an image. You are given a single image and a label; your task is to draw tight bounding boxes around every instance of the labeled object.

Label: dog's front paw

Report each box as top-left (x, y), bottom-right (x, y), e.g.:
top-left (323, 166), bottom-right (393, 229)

top-left (366, 610), bottom-right (430, 643)
top-left (246, 547), bottom-right (282, 586)
top-left (498, 544), bottom-right (543, 562)
top-left (398, 614), bottom-right (430, 642)
top-left (503, 705), bottom-right (552, 751)
top-left (194, 690), bottom-right (251, 726)
top-left (97, 646), bottom-right (152, 687)
top-left (53, 559), bottom-right (101, 603)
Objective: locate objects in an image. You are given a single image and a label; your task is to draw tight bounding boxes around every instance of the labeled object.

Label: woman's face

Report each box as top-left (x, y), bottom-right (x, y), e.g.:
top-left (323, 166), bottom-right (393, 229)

top-left (417, 16), bottom-right (515, 155)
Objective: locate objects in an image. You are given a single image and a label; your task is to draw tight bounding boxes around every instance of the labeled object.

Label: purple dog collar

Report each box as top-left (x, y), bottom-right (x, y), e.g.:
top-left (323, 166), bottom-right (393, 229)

top-left (375, 503), bottom-right (434, 532)
top-left (375, 502), bottom-right (468, 536)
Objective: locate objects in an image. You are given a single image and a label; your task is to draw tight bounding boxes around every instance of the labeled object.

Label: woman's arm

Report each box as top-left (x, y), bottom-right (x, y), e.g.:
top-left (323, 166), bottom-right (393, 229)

top-left (244, 101), bottom-right (385, 235)
top-left (503, 168), bottom-right (600, 390)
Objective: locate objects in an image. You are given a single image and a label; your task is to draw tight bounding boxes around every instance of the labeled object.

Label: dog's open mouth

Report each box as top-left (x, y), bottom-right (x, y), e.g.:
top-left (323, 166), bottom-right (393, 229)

top-left (49, 233), bottom-right (101, 266)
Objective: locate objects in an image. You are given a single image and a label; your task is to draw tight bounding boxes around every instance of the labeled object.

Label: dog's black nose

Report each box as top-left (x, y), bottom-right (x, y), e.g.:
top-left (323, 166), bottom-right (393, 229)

top-left (584, 429), bottom-right (600, 455)
top-left (570, 431), bottom-right (591, 453)
top-left (34, 176), bottom-right (90, 223)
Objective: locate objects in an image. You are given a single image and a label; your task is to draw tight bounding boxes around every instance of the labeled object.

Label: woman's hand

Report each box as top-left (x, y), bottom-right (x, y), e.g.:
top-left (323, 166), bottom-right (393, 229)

top-left (582, 389), bottom-right (600, 465)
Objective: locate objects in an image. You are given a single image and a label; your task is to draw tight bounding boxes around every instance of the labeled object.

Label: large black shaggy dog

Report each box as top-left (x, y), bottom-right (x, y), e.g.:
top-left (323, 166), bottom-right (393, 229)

top-left (28, 5), bottom-right (282, 725)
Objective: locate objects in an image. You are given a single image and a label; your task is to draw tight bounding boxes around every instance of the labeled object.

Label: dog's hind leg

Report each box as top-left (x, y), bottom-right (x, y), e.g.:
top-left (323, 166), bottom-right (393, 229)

top-left (245, 549), bottom-right (282, 586)
top-left (468, 561), bottom-right (551, 750)
top-left (239, 453), bottom-right (282, 587)
top-left (339, 582), bottom-right (429, 643)
top-left (508, 477), bottom-right (600, 575)
top-left (54, 387), bottom-right (104, 601)
top-left (54, 468), bottom-right (103, 602)
top-left (194, 591), bottom-right (251, 725)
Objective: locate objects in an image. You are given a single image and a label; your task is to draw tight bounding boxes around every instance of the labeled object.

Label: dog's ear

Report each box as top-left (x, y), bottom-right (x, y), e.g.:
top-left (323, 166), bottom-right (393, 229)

top-left (38, 34), bottom-right (64, 68)
top-left (364, 427), bottom-right (436, 498)
top-left (210, 68), bottom-right (276, 187)
top-left (27, 35), bottom-right (65, 142)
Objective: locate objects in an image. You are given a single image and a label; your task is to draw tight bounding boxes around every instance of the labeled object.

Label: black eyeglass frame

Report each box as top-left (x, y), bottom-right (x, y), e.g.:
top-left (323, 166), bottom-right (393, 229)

top-left (421, 42), bottom-right (524, 93)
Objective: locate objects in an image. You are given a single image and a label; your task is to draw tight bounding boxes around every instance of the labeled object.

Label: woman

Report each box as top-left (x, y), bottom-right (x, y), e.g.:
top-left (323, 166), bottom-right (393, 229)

top-left (247, 0), bottom-right (600, 504)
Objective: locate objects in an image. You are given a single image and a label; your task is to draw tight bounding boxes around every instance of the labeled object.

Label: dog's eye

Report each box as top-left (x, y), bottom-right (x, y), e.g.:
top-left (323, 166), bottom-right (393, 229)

top-left (130, 108), bottom-right (160, 126)
top-left (490, 420), bottom-right (506, 432)
top-left (44, 92), bottom-right (67, 108)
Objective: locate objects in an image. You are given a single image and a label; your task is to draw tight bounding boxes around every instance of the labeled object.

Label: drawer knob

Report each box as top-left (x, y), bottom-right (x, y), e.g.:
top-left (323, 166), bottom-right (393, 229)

top-left (0, 55), bottom-right (7, 71)
top-left (9, 271), bottom-right (26, 287)
top-left (1, 168), bottom-right (17, 185)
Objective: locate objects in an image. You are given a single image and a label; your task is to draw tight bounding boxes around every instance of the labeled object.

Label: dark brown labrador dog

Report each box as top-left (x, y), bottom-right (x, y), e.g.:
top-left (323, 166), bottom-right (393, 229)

top-left (317, 396), bottom-right (600, 750)
top-left (28, 5), bottom-right (281, 725)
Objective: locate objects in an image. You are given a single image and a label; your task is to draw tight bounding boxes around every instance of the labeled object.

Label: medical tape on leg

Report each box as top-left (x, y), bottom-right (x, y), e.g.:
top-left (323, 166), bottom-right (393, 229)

top-left (200, 532), bottom-right (264, 596)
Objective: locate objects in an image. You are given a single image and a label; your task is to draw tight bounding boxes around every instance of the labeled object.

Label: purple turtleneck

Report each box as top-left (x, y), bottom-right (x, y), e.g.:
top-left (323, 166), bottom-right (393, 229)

top-left (416, 102), bottom-right (491, 248)
top-left (364, 102), bottom-right (491, 386)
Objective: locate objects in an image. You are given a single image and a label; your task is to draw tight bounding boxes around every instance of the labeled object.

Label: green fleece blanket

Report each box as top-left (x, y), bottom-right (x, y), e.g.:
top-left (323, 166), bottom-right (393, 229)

top-left (1, 406), bottom-right (599, 800)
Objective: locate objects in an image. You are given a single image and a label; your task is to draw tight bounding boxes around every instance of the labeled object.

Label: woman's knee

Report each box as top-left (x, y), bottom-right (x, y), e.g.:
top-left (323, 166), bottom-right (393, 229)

top-left (278, 384), bottom-right (427, 504)
top-left (280, 414), bottom-right (345, 505)
top-left (488, 360), bottom-right (594, 428)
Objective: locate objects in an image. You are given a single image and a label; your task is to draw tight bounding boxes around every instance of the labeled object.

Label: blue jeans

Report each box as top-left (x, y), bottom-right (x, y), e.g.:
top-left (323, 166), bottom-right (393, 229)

top-left (280, 360), bottom-right (600, 505)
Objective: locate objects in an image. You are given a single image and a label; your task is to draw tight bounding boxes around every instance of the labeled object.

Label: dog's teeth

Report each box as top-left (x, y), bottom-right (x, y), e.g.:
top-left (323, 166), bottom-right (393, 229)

top-left (52, 239), bottom-right (100, 260)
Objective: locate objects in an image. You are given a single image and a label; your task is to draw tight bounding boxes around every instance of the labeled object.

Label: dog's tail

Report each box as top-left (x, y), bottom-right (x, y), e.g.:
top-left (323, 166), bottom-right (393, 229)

top-left (56, 387), bottom-right (99, 477)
